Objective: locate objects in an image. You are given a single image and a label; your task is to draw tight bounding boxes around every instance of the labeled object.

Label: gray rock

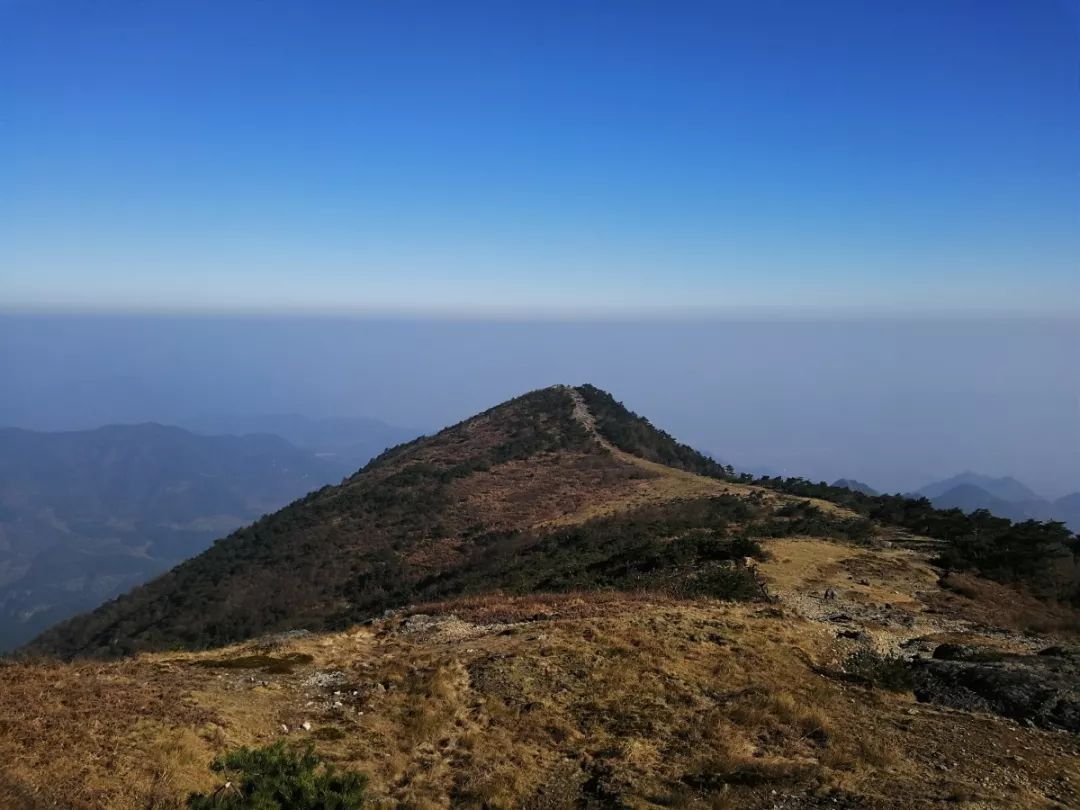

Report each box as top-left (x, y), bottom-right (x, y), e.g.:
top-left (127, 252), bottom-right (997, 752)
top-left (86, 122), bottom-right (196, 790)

top-left (1038, 645), bottom-right (1080, 658)
top-left (913, 652), bottom-right (1080, 733)
top-left (931, 643), bottom-right (1004, 662)
top-left (836, 629), bottom-right (870, 641)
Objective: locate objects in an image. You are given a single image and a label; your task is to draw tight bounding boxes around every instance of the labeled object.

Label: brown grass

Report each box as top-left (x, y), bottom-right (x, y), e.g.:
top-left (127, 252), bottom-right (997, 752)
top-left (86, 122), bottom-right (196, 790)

top-left (3, 541), bottom-right (1079, 808)
top-left (405, 590), bottom-right (681, 624)
top-left (931, 572), bottom-right (1080, 638)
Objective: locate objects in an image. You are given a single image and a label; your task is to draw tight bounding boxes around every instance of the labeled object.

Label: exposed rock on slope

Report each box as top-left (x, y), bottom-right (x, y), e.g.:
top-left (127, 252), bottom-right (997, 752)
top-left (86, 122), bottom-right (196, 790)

top-left (915, 646), bottom-right (1080, 733)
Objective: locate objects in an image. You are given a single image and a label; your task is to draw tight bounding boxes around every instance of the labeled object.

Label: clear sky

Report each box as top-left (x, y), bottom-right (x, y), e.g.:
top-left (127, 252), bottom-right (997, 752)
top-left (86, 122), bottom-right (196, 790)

top-left (2, 0), bottom-right (1079, 314)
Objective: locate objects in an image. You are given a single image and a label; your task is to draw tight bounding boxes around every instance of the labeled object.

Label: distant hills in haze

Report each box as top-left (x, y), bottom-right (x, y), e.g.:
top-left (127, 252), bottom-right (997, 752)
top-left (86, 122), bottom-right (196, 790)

top-left (1055, 493), bottom-right (1080, 533)
top-left (181, 413), bottom-right (417, 474)
top-left (916, 471), bottom-right (1042, 505)
top-left (915, 472), bottom-right (1080, 530)
top-left (831, 478), bottom-right (879, 496)
top-left (926, 482), bottom-right (1034, 522)
top-left (827, 470), bottom-right (1080, 531)
top-left (0, 418), bottom-right (413, 650)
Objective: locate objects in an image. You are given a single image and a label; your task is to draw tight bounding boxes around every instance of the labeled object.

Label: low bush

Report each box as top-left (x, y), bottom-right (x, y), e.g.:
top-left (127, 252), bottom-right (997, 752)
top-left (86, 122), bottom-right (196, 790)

top-left (186, 742), bottom-right (367, 809)
top-left (842, 649), bottom-right (914, 691)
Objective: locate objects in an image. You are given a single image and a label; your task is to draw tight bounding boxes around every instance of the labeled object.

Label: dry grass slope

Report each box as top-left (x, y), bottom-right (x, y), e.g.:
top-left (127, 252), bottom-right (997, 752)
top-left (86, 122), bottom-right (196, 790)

top-left (3, 544), bottom-right (1078, 809)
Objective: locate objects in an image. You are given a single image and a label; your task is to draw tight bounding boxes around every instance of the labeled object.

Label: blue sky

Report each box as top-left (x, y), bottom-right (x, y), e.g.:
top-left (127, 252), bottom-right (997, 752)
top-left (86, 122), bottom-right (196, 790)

top-left (3, 0), bottom-right (1079, 314)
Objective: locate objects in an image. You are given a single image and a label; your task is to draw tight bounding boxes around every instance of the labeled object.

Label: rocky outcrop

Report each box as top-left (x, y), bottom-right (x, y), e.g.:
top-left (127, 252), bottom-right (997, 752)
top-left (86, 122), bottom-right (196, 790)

top-left (914, 645), bottom-right (1080, 733)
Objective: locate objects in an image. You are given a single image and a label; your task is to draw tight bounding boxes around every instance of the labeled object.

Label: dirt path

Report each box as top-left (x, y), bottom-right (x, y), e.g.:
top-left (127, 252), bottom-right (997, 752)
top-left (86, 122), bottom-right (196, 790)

top-left (563, 385), bottom-right (858, 522)
top-left (563, 384), bottom-right (610, 449)
top-left (565, 385), bottom-right (756, 488)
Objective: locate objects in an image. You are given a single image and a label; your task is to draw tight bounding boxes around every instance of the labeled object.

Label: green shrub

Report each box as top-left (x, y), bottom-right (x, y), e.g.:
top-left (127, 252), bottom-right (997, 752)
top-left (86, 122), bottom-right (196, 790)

top-left (842, 649), bottom-right (914, 691)
top-left (187, 742), bottom-right (367, 809)
top-left (680, 563), bottom-right (768, 601)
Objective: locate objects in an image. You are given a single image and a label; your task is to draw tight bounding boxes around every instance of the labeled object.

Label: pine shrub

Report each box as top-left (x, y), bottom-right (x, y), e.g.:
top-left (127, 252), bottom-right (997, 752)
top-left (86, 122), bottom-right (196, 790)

top-left (187, 742), bottom-right (367, 809)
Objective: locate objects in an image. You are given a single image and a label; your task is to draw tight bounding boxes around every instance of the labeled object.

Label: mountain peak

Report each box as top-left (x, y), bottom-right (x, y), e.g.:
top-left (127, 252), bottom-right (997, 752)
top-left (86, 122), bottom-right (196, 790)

top-left (355, 384), bottom-right (594, 478)
top-left (358, 384), bottom-right (727, 483)
top-left (918, 471), bottom-right (1043, 504)
top-left (831, 478), bottom-right (879, 496)
top-left (27, 385), bottom-right (734, 658)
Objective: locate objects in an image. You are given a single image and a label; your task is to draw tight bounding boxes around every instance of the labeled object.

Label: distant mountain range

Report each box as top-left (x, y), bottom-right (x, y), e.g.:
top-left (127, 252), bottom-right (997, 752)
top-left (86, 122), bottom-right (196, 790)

top-left (823, 471), bottom-right (1080, 531)
top-left (916, 472), bottom-right (1042, 505)
top-left (925, 482), bottom-right (1033, 522)
top-left (0, 421), bottom-right (405, 650)
top-left (181, 413), bottom-right (416, 473)
top-left (831, 479), bottom-right (879, 496)
top-left (912, 471), bottom-right (1080, 531)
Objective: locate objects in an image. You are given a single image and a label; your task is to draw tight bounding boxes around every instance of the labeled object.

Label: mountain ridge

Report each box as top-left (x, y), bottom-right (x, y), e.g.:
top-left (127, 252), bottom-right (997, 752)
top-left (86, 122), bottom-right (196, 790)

top-left (914, 472), bottom-right (1080, 530)
top-left (25, 387), bottom-right (1080, 662)
top-left (5, 387), bottom-right (1080, 810)
top-left (831, 478), bottom-right (879, 496)
top-left (917, 471), bottom-right (1043, 504)
top-left (28, 385), bottom-right (766, 658)
top-left (927, 482), bottom-right (1033, 524)
top-left (181, 412), bottom-right (416, 473)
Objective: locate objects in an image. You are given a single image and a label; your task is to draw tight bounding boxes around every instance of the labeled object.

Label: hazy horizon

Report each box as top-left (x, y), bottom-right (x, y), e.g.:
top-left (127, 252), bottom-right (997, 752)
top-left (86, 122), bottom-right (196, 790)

top-left (3, 312), bottom-right (1078, 500)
